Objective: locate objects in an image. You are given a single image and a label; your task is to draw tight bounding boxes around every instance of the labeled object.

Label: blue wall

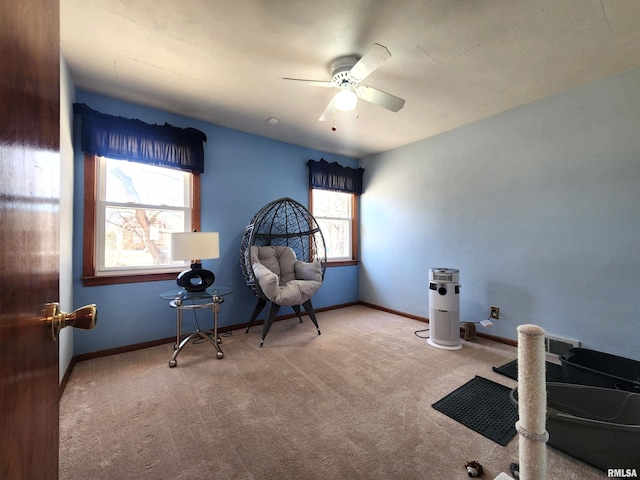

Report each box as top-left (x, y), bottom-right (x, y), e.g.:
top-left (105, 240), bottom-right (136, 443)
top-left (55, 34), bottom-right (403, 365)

top-left (72, 90), bottom-right (359, 355)
top-left (360, 67), bottom-right (640, 361)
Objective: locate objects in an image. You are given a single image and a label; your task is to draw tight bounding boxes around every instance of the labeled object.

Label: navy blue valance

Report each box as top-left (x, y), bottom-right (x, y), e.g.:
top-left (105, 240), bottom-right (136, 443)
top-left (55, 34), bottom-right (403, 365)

top-left (307, 158), bottom-right (364, 195)
top-left (73, 103), bottom-right (207, 174)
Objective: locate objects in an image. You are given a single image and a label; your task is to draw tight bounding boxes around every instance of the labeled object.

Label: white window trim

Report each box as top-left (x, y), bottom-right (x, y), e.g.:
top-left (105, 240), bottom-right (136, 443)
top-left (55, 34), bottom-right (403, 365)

top-left (82, 154), bottom-right (201, 286)
top-left (310, 188), bottom-right (358, 264)
top-left (94, 157), bottom-right (193, 276)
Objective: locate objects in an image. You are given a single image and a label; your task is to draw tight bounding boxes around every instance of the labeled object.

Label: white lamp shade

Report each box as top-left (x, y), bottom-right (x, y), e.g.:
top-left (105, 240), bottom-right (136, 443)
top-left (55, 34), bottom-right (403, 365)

top-left (334, 89), bottom-right (358, 111)
top-left (171, 232), bottom-right (220, 261)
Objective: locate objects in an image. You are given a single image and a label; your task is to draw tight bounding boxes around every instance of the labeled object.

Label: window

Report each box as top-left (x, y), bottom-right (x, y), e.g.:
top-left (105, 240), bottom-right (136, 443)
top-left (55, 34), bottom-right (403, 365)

top-left (310, 189), bottom-right (358, 264)
top-left (82, 155), bottom-right (200, 285)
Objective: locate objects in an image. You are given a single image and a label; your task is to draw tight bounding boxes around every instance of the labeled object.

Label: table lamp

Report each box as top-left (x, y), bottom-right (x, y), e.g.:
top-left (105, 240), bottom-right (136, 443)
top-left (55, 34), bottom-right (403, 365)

top-left (171, 231), bottom-right (220, 292)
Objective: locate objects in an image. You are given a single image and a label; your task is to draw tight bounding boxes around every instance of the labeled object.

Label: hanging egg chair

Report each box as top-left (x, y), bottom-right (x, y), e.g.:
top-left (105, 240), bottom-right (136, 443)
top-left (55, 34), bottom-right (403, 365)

top-left (240, 197), bottom-right (326, 346)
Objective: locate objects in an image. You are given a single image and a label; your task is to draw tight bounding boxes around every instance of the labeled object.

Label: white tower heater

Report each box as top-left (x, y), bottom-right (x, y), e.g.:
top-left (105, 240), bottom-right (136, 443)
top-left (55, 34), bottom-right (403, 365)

top-left (427, 268), bottom-right (462, 350)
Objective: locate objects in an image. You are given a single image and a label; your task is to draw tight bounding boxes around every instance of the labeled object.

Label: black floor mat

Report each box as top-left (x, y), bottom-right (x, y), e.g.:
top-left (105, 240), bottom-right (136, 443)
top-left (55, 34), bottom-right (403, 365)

top-left (431, 375), bottom-right (518, 446)
top-left (492, 359), bottom-right (565, 383)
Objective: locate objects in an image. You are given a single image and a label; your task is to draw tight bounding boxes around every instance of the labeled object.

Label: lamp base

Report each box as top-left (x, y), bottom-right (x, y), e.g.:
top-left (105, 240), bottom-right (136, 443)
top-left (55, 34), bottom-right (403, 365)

top-left (176, 265), bottom-right (215, 292)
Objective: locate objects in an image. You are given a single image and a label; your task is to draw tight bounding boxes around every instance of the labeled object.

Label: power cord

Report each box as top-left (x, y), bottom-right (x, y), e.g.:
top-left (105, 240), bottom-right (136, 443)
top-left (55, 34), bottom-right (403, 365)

top-left (414, 328), bottom-right (430, 339)
top-left (191, 304), bottom-right (206, 344)
top-left (415, 317), bottom-right (492, 342)
top-left (189, 302), bottom-right (233, 343)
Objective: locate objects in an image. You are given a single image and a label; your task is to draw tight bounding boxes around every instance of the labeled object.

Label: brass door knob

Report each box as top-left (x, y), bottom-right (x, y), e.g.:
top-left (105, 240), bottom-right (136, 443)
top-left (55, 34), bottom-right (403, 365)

top-left (43, 303), bottom-right (97, 341)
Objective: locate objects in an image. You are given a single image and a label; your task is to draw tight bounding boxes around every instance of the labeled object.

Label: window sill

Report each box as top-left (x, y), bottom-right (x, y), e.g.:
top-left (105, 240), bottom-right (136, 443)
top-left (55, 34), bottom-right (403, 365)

top-left (81, 272), bottom-right (180, 287)
top-left (326, 260), bottom-right (359, 267)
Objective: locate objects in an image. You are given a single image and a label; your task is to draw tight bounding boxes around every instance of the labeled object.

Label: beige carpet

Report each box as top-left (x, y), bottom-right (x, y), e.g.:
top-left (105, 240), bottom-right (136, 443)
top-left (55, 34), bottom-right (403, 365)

top-left (59, 305), bottom-right (605, 479)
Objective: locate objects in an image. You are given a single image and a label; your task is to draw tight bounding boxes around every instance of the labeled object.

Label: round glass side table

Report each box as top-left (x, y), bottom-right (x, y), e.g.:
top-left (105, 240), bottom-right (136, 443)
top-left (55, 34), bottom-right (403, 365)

top-left (159, 286), bottom-right (233, 367)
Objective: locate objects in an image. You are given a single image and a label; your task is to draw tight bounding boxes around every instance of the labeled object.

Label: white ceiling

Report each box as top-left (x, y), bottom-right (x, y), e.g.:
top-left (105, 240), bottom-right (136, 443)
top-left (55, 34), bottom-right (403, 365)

top-left (61, 0), bottom-right (640, 158)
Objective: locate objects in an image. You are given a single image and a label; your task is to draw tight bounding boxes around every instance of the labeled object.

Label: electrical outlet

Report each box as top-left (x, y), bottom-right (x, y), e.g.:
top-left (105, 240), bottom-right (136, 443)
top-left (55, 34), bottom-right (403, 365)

top-left (490, 306), bottom-right (500, 319)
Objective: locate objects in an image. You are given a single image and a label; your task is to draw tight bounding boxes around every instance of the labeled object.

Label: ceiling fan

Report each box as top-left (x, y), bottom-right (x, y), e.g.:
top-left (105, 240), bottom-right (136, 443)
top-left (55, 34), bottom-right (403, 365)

top-left (283, 43), bottom-right (405, 122)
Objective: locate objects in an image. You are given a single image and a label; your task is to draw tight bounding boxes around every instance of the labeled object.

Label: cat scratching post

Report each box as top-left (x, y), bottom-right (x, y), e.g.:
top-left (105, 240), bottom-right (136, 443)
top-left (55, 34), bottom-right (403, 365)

top-left (516, 324), bottom-right (548, 480)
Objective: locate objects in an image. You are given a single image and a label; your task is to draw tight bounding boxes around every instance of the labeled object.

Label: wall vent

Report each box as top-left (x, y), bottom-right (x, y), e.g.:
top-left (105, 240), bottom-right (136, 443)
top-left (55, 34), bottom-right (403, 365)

top-left (544, 334), bottom-right (579, 358)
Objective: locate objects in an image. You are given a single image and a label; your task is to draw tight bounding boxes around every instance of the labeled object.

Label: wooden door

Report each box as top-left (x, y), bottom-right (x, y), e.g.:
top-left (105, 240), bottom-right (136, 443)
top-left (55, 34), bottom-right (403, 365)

top-left (0, 1), bottom-right (61, 479)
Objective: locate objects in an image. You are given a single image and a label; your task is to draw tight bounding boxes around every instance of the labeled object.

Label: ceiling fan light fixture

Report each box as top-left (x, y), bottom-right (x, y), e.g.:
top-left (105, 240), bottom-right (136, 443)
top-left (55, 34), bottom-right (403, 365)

top-left (284, 43), bottom-right (404, 119)
top-left (334, 89), bottom-right (357, 111)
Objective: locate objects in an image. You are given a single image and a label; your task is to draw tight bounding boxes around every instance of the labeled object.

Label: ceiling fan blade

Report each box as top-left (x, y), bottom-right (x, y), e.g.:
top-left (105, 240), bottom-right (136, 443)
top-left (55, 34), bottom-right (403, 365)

top-left (318, 96), bottom-right (335, 122)
top-left (282, 78), bottom-right (335, 87)
top-left (348, 43), bottom-right (391, 83)
top-left (356, 85), bottom-right (405, 112)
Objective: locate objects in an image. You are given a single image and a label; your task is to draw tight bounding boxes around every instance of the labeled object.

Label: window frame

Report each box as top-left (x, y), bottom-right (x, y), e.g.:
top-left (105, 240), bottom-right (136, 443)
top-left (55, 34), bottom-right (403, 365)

top-left (81, 154), bottom-right (201, 286)
top-left (309, 188), bottom-right (359, 267)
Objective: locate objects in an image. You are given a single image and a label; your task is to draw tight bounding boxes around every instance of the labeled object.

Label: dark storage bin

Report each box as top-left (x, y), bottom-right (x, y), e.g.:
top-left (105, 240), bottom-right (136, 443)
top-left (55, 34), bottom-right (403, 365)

top-left (560, 347), bottom-right (640, 393)
top-left (511, 383), bottom-right (640, 471)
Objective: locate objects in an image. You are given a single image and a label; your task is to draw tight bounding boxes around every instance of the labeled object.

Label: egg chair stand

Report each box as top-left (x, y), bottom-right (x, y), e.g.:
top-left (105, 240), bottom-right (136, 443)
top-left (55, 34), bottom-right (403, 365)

top-left (245, 298), bottom-right (320, 347)
top-left (240, 197), bottom-right (327, 347)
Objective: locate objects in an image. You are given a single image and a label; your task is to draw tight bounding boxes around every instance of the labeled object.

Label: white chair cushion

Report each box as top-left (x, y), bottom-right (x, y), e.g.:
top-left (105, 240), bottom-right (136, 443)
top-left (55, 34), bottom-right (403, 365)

top-left (250, 246), bottom-right (296, 283)
top-left (251, 245), bottom-right (322, 305)
top-left (295, 260), bottom-right (323, 282)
